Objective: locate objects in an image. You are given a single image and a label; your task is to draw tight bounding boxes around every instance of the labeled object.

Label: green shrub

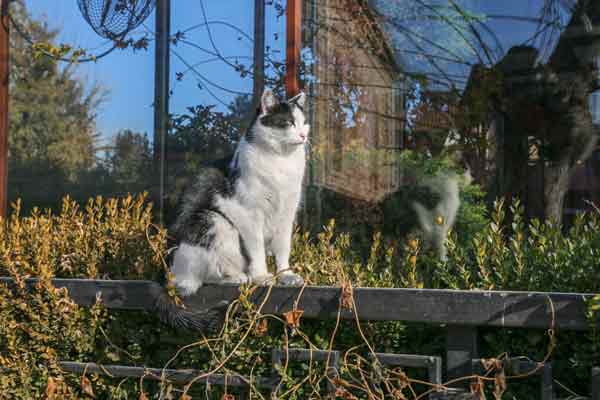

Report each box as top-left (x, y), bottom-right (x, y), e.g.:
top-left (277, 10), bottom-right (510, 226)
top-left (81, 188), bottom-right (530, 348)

top-left (0, 194), bottom-right (599, 398)
top-left (0, 194), bottom-right (171, 398)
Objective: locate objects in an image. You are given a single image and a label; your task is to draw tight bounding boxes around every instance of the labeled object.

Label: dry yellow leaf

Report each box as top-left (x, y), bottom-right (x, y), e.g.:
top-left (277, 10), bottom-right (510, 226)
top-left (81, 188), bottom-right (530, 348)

top-left (46, 377), bottom-right (57, 399)
top-left (409, 255), bottom-right (417, 267)
top-left (283, 309), bottom-right (304, 328)
top-left (408, 238), bottom-right (419, 250)
top-left (80, 375), bottom-right (95, 398)
top-left (255, 319), bottom-right (268, 336)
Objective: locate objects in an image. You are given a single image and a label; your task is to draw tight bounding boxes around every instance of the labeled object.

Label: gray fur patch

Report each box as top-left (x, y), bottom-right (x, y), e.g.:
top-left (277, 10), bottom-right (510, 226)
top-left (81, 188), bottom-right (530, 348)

top-left (259, 102), bottom-right (295, 129)
top-left (171, 155), bottom-right (249, 267)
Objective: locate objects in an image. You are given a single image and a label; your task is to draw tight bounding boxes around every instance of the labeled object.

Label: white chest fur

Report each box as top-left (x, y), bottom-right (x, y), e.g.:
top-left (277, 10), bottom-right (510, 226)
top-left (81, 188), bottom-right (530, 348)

top-left (236, 140), bottom-right (306, 216)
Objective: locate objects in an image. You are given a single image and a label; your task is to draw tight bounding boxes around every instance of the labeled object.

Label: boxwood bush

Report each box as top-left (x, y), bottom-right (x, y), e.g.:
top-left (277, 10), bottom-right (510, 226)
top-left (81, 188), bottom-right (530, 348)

top-left (0, 194), bottom-right (599, 398)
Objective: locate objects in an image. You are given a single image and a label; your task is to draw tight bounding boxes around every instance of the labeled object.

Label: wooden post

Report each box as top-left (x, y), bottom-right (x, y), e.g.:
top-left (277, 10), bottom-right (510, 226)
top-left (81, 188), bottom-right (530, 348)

top-left (446, 325), bottom-right (478, 388)
top-left (0, 0), bottom-right (9, 219)
top-left (285, 0), bottom-right (302, 97)
top-left (593, 367), bottom-right (600, 400)
top-left (252, 0), bottom-right (265, 109)
top-left (154, 0), bottom-right (170, 225)
top-left (541, 362), bottom-right (554, 400)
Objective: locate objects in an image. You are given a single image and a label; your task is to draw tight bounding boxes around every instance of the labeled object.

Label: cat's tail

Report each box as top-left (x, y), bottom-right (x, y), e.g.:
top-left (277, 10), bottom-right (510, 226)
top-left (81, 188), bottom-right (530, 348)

top-left (154, 291), bottom-right (229, 333)
top-left (411, 201), bottom-right (434, 238)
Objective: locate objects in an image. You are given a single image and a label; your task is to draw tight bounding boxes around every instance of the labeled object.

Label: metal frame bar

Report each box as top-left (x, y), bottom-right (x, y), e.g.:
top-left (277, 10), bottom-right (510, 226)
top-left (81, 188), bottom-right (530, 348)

top-left (472, 358), bottom-right (554, 400)
top-left (0, 0), bottom-right (9, 218)
top-left (252, 0), bottom-right (265, 109)
top-left (593, 367), bottom-right (600, 400)
top-left (153, 0), bottom-right (170, 225)
top-left (58, 362), bottom-right (276, 389)
top-left (271, 348), bottom-right (340, 395)
top-left (446, 326), bottom-right (478, 389)
top-left (285, 0), bottom-right (302, 97)
top-left (371, 352), bottom-right (443, 399)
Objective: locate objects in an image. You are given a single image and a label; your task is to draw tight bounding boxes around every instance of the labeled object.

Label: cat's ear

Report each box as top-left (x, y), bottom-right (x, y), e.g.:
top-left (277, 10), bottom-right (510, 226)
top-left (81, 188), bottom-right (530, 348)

top-left (260, 90), bottom-right (277, 114)
top-left (289, 92), bottom-right (306, 109)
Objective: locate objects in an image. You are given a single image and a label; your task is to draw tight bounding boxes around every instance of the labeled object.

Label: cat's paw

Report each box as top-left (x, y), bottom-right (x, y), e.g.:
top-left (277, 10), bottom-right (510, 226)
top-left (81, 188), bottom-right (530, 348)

top-left (220, 273), bottom-right (250, 285)
top-left (248, 273), bottom-right (275, 285)
top-left (278, 271), bottom-right (304, 286)
top-left (175, 278), bottom-right (202, 297)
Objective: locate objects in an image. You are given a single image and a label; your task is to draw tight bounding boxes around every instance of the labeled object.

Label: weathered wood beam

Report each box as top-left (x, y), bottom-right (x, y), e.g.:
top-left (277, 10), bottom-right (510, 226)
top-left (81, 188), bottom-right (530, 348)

top-left (0, 277), bottom-right (596, 331)
top-left (190, 284), bottom-right (595, 331)
top-left (0, 278), bottom-right (163, 311)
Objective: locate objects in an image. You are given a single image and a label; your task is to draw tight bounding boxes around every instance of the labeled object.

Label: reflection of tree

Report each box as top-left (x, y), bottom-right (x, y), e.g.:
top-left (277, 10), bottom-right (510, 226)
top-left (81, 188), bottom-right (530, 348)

top-left (165, 94), bottom-right (252, 222)
top-left (355, 0), bottom-right (600, 224)
top-left (410, 90), bottom-right (460, 156)
top-left (10, 1), bottom-right (276, 217)
top-left (330, 51), bottom-right (365, 127)
top-left (10, 2), bottom-right (104, 179)
top-left (440, 3), bottom-right (600, 224)
top-left (443, 65), bottom-right (501, 186)
top-left (9, 1), bottom-right (108, 210)
top-left (168, 94), bottom-right (251, 164)
top-left (108, 129), bottom-right (153, 189)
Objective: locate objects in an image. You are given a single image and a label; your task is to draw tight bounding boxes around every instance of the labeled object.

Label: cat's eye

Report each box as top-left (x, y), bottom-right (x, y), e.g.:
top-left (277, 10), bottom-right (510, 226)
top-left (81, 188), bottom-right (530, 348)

top-left (285, 120), bottom-right (295, 127)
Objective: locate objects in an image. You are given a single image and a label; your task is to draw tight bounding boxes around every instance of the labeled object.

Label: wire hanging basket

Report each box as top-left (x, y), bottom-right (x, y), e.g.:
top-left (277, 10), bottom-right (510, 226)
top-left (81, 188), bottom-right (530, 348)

top-left (77, 0), bottom-right (156, 40)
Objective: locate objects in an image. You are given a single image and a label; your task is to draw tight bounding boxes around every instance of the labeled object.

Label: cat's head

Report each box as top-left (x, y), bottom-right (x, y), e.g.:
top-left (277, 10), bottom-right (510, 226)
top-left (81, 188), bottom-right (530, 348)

top-left (251, 90), bottom-right (310, 151)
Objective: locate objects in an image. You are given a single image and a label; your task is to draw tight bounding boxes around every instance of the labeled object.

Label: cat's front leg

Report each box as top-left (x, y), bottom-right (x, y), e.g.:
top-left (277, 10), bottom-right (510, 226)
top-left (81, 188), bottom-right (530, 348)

top-left (246, 241), bottom-right (274, 285)
top-left (239, 218), bottom-right (274, 285)
top-left (217, 199), bottom-right (273, 285)
top-left (270, 224), bottom-right (304, 286)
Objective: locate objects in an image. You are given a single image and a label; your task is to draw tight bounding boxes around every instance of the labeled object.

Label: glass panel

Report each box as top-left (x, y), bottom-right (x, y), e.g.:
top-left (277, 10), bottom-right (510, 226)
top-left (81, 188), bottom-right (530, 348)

top-left (14, 1), bottom-right (158, 213)
top-left (15, 1), bottom-right (600, 252)
top-left (17, 1), bottom-right (256, 223)
top-left (301, 0), bottom-right (600, 235)
top-left (165, 0), bottom-right (256, 224)
top-left (10, 2), bottom-right (600, 398)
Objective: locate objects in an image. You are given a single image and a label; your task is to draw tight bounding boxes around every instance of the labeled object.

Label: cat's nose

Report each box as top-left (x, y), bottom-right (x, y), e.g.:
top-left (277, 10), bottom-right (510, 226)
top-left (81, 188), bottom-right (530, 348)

top-left (299, 133), bottom-right (306, 140)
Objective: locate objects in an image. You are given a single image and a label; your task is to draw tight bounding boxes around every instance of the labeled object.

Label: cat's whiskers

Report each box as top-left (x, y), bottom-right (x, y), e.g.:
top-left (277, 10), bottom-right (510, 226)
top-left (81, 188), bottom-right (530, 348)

top-left (302, 136), bottom-right (313, 149)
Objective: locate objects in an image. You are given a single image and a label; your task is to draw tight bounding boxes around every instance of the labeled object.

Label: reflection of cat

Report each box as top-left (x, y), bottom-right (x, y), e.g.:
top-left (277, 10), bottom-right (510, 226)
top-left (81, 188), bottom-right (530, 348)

top-left (170, 91), bottom-right (309, 296)
top-left (411, 169), bottom-right (472, 261)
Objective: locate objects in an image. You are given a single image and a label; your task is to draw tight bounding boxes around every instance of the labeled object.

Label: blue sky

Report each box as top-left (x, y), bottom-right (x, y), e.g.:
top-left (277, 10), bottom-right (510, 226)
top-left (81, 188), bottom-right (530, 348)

top-left (25, 0), bottom-right (286, 145)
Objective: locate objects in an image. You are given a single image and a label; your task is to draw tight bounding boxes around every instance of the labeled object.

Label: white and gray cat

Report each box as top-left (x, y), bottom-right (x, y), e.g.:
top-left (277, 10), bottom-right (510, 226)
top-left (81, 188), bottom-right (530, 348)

top-left (170, 90), bottom-right (308, 296)
top-left (411, 169), bottom-right (472, 261)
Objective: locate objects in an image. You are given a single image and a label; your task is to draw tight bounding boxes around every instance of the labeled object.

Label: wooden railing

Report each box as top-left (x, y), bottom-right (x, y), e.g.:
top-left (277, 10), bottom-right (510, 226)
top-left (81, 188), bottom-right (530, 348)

top-left (2, 277), bottom-right (599, 399)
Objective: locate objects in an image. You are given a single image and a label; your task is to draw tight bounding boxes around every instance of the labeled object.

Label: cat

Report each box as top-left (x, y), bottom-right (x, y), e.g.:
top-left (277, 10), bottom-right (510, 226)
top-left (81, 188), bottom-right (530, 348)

top-left (170, 90), bottom-right (309, 296)
top-left (411, 168), bottom-right (472, 261)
